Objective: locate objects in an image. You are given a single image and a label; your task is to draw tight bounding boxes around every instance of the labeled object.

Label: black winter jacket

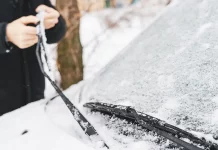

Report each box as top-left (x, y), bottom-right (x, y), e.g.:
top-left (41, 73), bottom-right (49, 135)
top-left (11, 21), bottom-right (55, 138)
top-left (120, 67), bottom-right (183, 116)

top-left (0, 0), bottom-right (66, 116)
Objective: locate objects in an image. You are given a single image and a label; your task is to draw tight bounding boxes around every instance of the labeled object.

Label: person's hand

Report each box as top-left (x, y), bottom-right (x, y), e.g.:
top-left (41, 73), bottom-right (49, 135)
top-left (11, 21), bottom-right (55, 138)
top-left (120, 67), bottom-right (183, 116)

top-left (6, 16), bottom-right (39, 49)
top-left (36, 5), bottom-right (60, 30)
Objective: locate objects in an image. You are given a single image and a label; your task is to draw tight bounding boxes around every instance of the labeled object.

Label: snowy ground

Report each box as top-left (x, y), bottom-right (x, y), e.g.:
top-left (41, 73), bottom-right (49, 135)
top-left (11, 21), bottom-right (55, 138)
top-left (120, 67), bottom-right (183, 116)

top-left (0, 1), bottom-right (170, 150)
top-left (81, 0), bottom-right (168, 79)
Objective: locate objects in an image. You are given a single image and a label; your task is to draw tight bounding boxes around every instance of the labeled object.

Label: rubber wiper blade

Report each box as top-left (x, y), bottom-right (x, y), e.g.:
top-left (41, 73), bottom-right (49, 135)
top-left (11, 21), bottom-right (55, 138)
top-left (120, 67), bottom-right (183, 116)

top-left (36, 11), bottom-right (109, 149)
top-left (84, 102), bottom-right (218, 150)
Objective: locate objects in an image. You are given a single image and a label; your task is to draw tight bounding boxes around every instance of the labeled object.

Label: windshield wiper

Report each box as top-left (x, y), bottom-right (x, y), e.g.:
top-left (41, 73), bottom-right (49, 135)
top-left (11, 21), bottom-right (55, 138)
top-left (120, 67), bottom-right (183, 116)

top-left (36, 12), bottom-right (109, 149)
top-left (84, 102), bottom-right (218, 150)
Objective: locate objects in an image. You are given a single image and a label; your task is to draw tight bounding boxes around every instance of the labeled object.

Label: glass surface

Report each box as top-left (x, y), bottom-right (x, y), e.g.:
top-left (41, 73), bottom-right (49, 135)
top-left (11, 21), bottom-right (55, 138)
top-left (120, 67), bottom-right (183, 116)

top-left (82, 0), bottom-right (218, 136)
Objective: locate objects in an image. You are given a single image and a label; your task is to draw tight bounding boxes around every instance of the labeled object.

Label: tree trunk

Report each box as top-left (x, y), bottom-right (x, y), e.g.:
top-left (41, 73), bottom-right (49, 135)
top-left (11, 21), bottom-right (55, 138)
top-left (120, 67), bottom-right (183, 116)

top-left (111, 0), bottom-right (117, 7)
top-left (56, 0), bottom-right (83, 90)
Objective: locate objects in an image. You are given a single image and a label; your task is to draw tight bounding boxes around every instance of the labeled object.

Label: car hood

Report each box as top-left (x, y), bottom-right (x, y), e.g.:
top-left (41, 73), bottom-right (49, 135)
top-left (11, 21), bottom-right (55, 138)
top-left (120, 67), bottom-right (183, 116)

top-left (81, 0), bottom-right (218, 139)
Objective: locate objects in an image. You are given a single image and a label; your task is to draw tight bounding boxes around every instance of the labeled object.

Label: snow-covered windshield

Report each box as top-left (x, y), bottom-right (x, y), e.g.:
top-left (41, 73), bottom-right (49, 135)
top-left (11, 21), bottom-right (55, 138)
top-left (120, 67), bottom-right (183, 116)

top-left (82, 0), bottom-right (218, 137)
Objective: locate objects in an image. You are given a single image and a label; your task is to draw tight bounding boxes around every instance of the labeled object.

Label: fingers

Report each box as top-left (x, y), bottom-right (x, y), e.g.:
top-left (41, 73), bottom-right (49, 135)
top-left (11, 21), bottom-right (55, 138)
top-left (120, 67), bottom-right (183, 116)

top-left (22, 40), bottom-right (38, 49)
top-left (19, 36), bottom-right (38, 49)
top-left (45, 12), bottom-right (59, 19)
top-left (36, 5), bottom-right (54, 13)
top-left (25, 37), bottom-right (38, 45)
top-left (7, 15), bottom-right (40, 49)
top-left (23, 35), bottom-right (38, 41)
top-left (25, 26), bottom-right (37, 35)
top-left (44, 23), bottom-right (55, 29)
top-left (19, 27), bottom-right (38, 49)
top-left (36, 5), bottom-right (60, 30)
top-left (44, 15), bottom-right (59, 29)
top-left (46, 18), bottom-right (58, 25)
top-left (20, 16), bottom-right (39, 25)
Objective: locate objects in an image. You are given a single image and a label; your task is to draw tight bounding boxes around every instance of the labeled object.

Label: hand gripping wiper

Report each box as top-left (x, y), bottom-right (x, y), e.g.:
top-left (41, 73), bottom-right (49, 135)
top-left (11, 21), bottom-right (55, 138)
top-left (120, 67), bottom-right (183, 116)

top-left (35, 11), bottom-right (109, 149)
top-left (84, 102), bottom-right (218, 150)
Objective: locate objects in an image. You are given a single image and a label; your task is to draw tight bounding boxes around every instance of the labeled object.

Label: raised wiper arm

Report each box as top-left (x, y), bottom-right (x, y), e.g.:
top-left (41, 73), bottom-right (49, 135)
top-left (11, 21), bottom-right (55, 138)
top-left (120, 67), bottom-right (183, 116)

top-left (84, 102), bottom-right (218, 150)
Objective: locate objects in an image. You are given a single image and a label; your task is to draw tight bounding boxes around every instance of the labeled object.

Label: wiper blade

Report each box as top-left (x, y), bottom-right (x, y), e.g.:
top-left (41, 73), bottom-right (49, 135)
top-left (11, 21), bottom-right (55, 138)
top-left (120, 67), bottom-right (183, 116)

top-left (84, 102), bottom-right (218, 150)
top-left (36, 11), bottom-right (109, 149)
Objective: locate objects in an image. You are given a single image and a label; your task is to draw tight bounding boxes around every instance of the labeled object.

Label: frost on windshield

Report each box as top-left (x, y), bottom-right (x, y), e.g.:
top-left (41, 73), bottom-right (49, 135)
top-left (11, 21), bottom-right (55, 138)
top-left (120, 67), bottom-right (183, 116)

top-left (83, 0), bottom-right (218, 138)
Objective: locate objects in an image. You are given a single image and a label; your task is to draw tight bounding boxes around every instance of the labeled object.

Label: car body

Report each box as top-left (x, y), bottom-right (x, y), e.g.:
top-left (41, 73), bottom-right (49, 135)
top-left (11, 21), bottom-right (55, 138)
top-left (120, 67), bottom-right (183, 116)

top-left (1, 0), bottom-right (218, 149)
top-left (78, 0), bottom-right (218, 148)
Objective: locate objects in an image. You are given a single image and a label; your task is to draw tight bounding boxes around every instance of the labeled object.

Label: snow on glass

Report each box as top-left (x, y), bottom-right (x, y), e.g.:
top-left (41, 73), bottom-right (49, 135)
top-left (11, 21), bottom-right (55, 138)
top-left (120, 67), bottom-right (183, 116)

top-left (2, 0), bottom-right (218, 150)
top-left (80, 0), bottom-right (218, 148)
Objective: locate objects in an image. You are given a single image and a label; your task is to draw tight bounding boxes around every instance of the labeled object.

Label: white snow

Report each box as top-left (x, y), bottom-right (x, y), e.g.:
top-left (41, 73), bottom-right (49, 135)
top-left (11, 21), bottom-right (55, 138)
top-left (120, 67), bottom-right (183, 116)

top-left (81, 0), bottom-right (167, 79)
top-left (3, 0), bottom-right (218, 150)
top-left (212, 109), bottom-right (218, 124)
top-left (82, 0), bottom-right (218, 145)
top-left (0, 1), bottom-right (169, 149)
top-left (125, 141), bottom-right (154, 150)
top-left (196, 23), bottom-right (213, 36)
top-left (212, 95), bottom-right (218, 104)
top-left (0, 101), bottom-right (93, 150)
top-left (44, 43), bottom-right (61, 97)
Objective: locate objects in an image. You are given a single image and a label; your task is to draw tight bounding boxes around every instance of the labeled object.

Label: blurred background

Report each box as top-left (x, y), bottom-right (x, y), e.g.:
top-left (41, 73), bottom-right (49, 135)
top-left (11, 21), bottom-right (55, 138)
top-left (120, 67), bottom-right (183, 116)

top-left (46, 0), bottom-right (172, 97)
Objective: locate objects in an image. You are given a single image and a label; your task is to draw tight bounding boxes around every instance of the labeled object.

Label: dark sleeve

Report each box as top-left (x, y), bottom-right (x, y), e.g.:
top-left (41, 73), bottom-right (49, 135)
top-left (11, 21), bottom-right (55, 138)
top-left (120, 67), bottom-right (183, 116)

top-left (44, 0), bottom-right (66, 44)
top-left (0, 23), bottom-right (9, 54)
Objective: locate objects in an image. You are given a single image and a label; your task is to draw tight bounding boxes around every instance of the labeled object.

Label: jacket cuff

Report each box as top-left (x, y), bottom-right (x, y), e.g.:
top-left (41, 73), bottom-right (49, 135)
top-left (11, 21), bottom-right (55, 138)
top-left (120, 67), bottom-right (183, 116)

top-left (0, 23), bottom-right (8, 53)
top-left (45, 15), bottom-right (66, 44)
top-left (0, 23), bottom-right (14, 54)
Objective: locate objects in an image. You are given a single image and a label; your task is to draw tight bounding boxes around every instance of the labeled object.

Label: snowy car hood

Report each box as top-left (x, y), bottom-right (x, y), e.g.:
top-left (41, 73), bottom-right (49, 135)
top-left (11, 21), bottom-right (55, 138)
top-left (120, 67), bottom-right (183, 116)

top-left (81, 0), bottom-right (218, 138)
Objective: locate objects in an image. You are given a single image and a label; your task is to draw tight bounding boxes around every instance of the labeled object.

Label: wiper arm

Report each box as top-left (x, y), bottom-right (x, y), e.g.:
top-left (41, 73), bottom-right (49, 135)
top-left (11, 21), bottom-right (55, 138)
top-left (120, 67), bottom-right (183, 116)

top-left (84, 102), bottom-right (218, 150)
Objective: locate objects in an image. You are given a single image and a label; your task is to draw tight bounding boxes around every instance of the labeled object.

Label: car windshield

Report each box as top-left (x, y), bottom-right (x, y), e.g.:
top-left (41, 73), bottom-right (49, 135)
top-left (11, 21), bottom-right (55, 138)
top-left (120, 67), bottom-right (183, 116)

top-left (81, 0), bottom-right (218, 137)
